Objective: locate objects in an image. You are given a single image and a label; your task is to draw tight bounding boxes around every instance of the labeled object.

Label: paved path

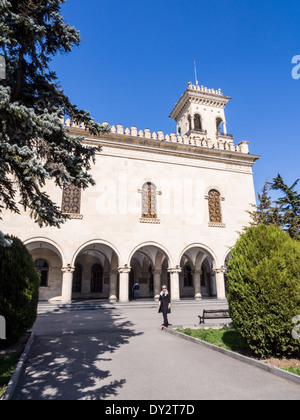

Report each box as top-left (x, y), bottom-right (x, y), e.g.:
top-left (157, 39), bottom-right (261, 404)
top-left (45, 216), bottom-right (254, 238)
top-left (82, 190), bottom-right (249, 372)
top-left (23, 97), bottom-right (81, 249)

top-left (13, 301), bottom-right (300, 400)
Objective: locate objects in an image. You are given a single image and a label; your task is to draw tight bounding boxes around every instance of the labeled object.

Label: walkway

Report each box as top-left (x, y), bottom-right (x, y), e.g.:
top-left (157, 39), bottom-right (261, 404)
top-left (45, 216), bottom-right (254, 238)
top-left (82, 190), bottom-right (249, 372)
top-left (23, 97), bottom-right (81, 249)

top-left (13, 300), bottom-right (300, 400)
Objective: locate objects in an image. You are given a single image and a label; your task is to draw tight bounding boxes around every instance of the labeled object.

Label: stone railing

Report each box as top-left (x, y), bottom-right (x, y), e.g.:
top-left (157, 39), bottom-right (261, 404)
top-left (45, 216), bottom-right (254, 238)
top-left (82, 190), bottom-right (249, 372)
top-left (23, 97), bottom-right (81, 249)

top-left (187, 81), bottom-right (223, 95)
top-left (64, 118), bottom-right (249, 154)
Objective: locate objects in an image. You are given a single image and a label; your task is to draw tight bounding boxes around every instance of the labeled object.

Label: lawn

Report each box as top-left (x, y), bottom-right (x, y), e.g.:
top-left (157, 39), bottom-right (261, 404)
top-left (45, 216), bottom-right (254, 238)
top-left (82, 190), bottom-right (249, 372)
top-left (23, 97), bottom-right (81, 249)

top-left (177, 327), bottom-right (250, 354)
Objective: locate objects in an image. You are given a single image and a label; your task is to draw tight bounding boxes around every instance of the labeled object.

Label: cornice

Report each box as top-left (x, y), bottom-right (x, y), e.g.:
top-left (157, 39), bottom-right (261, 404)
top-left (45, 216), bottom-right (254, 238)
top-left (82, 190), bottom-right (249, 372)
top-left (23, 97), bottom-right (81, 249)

top-left (169, 88), bottom-right (232, 121)
top-left (69, 127), bottom-right (260, 169)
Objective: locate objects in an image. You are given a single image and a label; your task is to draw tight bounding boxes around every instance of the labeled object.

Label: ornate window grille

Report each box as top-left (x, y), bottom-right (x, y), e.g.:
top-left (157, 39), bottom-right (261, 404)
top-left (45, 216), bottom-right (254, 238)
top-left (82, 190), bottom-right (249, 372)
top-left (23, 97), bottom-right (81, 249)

top-left (141, 182), bottom-right (157, 219)
top-left (208, 189), bottom-right (223, 224)
top-left (61, 184), bottom-right (82, 218)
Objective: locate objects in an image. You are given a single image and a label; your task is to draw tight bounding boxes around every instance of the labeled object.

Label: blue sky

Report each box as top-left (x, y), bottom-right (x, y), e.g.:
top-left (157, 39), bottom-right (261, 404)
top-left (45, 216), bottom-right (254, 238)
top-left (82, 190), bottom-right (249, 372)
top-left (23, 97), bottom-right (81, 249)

top-left (52, 0), bottom-right (300, 197)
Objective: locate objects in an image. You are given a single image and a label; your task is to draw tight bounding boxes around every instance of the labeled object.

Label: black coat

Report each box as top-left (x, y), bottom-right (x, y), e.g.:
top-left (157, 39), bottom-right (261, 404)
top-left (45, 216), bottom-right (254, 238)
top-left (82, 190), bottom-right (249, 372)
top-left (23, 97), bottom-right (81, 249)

top-left (158, 292), bottom-right (171, 314)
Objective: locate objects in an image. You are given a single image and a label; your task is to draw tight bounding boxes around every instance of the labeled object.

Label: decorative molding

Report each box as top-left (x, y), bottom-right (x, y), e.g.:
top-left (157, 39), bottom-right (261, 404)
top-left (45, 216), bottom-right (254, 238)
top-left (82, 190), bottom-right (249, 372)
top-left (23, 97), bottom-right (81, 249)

top-left (64, 214), bottom-right (83, 220)
top-left (61, 266), bottom-right (75, 274)
top-left (213, 267), bottom-right (227, 274)
top-left (167, 267), bottom-right (182, 274)
top-left (118, 266), bottom-right (132, 274)
top-left (139, 218), bottom-right (161, 224)
top-left (208, 222), bottom-right (226, 228)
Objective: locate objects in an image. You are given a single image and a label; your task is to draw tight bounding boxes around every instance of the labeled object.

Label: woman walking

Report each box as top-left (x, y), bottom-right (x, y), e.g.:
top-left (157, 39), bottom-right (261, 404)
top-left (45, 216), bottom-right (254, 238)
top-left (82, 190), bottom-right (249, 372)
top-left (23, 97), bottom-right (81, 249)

top-left (158, 285), bottom-right (171, 329)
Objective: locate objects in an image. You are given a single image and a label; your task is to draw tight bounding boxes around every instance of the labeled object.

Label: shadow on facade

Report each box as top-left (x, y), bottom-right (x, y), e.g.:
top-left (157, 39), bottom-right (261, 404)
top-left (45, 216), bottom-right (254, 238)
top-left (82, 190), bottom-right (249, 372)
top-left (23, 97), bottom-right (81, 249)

top-left (13, 305), bottom-right (142, 400)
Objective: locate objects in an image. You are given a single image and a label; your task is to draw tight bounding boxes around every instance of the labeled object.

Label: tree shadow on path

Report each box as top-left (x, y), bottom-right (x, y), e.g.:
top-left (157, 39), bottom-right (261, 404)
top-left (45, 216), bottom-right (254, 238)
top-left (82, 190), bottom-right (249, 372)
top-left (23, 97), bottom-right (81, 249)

top-left (13, 305), bottom-right (142, 400)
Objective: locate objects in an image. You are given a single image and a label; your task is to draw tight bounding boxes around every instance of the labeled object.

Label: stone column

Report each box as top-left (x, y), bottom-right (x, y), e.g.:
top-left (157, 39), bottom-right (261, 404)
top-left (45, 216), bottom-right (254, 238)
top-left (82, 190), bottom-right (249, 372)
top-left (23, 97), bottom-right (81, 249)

top-left (191, 114), bottom-right (195, 130)
top-left (118, 266), bottom-right (131, 302)
top-left (153, 270), bottom-right (162, 301)
top-left (109, 270), bottom-right (118, 303)
top-left (193, 269), bottom-right (202, 301)
top-left (61, 266), bottom-right (75, 303)
top-left (168, 268), bottom-right (182, 301)
top-left (213, 268), bottom-right (226, 299)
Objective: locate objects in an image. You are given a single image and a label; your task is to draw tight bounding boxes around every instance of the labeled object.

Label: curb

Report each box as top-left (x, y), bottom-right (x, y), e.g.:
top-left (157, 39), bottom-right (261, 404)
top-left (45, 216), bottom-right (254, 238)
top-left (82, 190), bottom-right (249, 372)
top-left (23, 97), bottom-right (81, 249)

top-left (1, 331), bottom-right (35, 401)
top-left (163, 328), bottom-right (300, 386)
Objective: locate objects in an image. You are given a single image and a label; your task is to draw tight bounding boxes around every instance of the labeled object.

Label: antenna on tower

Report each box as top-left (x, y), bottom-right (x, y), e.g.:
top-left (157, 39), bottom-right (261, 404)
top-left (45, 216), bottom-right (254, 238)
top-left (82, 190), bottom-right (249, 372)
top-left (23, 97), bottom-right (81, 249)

top-left (194, 59), bottom-right (199, 86)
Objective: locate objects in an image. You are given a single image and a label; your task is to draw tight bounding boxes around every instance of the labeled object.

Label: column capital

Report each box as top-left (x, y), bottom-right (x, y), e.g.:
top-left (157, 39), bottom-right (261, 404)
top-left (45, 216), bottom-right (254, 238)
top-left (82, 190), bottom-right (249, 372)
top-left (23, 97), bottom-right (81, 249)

top-left (61, 265), bottom-right (75, 274)
top-left (168, 267), bottom-right (182, 274)
top-left (192, 269), bottom-right (202, 275)
top-left (154, 269), bottom-right (162, 275)
top-left (213, 267), bottom-right (226, 274)
top-left (118, 266), bottom-right (131, 274)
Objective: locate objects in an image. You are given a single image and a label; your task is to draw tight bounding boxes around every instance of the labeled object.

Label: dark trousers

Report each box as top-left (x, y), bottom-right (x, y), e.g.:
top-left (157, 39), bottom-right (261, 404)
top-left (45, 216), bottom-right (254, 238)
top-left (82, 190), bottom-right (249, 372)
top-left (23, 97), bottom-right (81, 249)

top-left (162, 312), bottom-right (169, 327)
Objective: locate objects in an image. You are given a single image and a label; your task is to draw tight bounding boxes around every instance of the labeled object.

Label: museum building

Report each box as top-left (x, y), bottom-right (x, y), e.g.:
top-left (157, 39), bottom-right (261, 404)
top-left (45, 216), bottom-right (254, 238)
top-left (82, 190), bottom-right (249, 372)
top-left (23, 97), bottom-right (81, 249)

top-left (1, 82), bottom-right (260, 303)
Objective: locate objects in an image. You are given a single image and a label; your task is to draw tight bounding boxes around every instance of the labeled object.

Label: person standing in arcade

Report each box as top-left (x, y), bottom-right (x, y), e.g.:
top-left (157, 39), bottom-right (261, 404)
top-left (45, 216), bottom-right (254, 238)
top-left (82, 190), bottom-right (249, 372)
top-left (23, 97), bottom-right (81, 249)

top-left (158, 285), bottom-right (171, 329)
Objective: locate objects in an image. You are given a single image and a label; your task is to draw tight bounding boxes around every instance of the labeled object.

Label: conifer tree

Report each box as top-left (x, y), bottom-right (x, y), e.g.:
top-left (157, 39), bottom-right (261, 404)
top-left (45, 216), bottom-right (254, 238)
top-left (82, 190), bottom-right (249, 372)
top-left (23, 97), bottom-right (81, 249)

top-left (248, 181), bottom-right (282, 227)
top-left (0, 0), bottom-right (109, 238)
top-left (227, 224), bottom-right (300, 358)
top-left (270, 174), bottom-right (300, 240)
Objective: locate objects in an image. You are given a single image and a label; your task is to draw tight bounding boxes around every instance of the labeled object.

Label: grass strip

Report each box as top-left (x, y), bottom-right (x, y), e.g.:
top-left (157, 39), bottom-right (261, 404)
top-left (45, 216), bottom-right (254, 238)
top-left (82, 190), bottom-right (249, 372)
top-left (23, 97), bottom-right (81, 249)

top-left (177, 327), bottom-right (249, 353)
top-left (0, 352), bottom-right (21, 398)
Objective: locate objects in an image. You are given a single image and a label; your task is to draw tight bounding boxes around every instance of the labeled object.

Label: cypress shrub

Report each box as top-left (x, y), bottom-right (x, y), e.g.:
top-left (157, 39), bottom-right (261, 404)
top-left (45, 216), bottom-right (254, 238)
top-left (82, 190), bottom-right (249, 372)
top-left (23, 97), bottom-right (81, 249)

top-left (0, 236), bottom-right (40, 346)
top-left (227, 224), bottom-right (300, 358)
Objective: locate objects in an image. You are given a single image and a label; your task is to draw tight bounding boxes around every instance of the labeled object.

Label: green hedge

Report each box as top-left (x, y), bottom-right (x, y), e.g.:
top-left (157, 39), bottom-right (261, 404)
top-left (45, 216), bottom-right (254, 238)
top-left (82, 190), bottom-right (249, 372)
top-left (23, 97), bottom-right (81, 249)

top-left (0, 236), bottom-right (40, 346)
top-left (226, 224), bottom-right (300, 359)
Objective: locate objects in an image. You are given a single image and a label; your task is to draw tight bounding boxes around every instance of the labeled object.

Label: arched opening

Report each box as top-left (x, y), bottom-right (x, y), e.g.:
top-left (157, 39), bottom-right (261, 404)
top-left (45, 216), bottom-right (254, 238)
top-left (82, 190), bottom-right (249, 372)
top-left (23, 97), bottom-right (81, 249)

top-left (216, 117), bottom-right (224, 135)
top-left (25, 239), bottom-right (64, 301)
top-left (194, 114), bottom-right (202, 132)
top-left (72, 242), bottom-right (120, 301)
top-left (179, 245), bottom-right (217, 300)
top-left (129, 244), bottom-right (171, 300)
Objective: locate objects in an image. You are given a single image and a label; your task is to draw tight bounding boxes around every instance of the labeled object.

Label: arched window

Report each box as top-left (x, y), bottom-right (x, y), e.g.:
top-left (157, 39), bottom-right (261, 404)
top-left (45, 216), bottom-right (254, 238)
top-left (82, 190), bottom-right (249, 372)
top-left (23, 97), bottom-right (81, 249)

top-left (208, 190), bottom-right (223, 223)
top-left (91, 264), bottom-right (103, 293)
top-left (194, 114), bottom-right (202, 132)
top-left (72, 263), bottom-right (82, 293)
top-left (216, 117), bottom-right (224, 135)
top-left (142, 182), bottom-right (157, 219)
top-left (34, 259), bottom-right (49, 287)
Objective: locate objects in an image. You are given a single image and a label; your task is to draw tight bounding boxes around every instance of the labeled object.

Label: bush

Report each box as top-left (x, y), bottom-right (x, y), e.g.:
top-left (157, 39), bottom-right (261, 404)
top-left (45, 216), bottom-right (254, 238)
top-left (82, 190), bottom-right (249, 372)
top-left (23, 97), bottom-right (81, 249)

top-left (0, 236), bottom-right (40, 346)
top-left (226, 224), bottom-right (300, 359)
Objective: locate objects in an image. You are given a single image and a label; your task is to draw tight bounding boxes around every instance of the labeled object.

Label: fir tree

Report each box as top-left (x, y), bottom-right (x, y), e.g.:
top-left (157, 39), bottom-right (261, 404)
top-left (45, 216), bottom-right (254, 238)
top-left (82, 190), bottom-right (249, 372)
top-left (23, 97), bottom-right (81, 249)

top-left (248, 181), bottom-right (282, 227)
top-left (0, 0), bottom-right (109, 237)
top-left (270, 174), bottom-right (300, 240)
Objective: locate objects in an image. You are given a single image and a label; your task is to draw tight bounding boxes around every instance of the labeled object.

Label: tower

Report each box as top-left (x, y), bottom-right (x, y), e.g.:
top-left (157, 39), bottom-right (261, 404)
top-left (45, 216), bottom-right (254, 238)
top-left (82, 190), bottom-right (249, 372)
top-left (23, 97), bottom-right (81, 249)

top-left (169, 82), bottom-right (233, 146)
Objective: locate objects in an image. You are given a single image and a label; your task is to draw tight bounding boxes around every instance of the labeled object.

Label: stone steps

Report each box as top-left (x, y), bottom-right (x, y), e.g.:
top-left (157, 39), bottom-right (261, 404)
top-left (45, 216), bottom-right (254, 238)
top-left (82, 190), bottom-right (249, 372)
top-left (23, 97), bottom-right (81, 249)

top-left (37, 298), bottom-right (228, 314)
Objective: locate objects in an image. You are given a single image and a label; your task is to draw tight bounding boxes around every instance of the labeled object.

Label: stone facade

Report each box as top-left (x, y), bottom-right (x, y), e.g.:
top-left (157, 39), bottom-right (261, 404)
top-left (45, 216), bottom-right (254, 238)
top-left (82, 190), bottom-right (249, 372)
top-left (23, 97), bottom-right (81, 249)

top-left (0, 82), bottom-right (259, 303)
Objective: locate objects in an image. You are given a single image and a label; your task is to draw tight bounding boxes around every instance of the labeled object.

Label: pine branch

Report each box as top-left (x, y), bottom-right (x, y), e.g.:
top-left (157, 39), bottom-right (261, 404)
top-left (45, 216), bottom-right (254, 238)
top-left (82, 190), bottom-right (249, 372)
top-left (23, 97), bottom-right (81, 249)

top-left (0, 0), bottom-right (110, 227)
